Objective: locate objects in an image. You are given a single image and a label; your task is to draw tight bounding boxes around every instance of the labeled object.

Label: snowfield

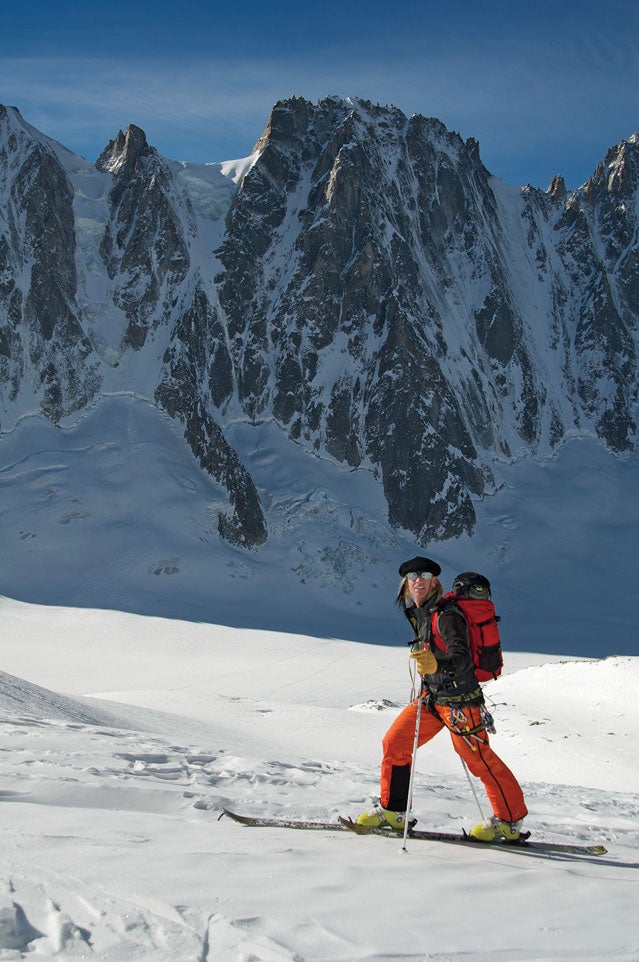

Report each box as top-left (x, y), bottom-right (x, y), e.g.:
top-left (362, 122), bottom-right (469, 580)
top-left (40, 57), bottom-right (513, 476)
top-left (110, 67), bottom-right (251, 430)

top-left (1, 596), bottom-right (637, 962)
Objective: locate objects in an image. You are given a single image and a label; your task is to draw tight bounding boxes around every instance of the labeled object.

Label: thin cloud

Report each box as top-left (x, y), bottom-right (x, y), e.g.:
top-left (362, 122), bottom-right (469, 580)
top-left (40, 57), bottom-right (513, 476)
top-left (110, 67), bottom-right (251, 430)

top-left (1, 30), bottom-right (637, 187)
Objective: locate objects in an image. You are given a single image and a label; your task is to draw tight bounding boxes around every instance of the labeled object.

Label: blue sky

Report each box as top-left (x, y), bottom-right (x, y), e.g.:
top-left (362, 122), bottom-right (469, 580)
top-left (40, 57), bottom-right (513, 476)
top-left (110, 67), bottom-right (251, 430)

top-left (0, 0), bottom-right (637, 189)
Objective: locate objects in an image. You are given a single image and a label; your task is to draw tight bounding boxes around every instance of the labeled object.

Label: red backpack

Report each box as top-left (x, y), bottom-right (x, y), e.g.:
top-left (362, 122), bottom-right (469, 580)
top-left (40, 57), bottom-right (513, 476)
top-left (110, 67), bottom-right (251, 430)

top-left (434, 572), bottom-right (503, 682)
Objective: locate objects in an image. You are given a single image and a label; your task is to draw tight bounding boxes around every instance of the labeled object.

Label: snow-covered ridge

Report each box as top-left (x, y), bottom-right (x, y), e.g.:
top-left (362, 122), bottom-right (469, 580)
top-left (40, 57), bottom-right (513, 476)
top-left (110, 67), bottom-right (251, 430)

top-left (0, 669), bottom-right (131, 727)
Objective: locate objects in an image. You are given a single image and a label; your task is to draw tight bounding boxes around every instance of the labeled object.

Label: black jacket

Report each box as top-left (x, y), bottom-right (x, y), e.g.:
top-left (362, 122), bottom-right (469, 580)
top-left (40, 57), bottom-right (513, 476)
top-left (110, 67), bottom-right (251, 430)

top-left (404, 600), bottom-right (482, 705)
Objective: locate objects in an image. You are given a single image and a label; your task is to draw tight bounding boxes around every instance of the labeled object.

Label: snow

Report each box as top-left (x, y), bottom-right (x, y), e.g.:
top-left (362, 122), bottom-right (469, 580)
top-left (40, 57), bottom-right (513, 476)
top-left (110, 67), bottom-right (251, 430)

top-left (220, 152), bottom-right (261, 184)
top-left (169, 155), bottom-right (258, 222)
top-left (1, 594), bottom-right (637, 961)
top-left (1, 394), bottom-right (638, 658)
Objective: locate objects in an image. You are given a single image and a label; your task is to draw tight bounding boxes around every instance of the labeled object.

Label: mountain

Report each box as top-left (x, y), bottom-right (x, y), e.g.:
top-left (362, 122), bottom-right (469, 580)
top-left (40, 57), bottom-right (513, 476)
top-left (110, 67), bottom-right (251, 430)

top-left (0, 98), bottom-right (637, 653)
top-left (214, 99), bottom-right (638, 543)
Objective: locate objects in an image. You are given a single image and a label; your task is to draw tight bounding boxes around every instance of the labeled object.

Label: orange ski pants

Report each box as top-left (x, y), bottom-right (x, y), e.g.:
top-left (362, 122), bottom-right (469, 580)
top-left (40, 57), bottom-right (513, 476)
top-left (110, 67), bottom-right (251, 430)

top-left (380, 698), bottom-right (527, 823)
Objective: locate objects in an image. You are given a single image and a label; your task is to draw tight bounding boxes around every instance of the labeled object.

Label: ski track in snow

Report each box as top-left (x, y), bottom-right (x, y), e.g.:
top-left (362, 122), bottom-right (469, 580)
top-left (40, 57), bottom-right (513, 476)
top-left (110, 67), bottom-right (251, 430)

top-left (1, 598), bottom-right (639, 962)
top-left (2, 708), bottom-right (638, 962)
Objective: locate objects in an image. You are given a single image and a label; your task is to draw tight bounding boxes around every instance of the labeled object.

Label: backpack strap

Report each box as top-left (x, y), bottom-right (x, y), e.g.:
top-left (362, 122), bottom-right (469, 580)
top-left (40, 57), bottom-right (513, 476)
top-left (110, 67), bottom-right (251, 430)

top-left (431, 598), bottom-right (466, 651)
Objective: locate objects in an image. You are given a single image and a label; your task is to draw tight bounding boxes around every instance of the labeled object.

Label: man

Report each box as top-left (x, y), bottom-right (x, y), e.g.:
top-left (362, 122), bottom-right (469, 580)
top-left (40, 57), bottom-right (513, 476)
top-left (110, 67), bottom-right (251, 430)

top-left (357, 555), bottom-right (527, 842)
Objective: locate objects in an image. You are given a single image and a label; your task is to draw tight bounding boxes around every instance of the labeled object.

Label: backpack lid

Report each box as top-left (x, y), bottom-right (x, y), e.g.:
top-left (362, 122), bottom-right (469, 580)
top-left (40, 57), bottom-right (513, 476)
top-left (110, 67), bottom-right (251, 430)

top-left (452, 572), bottom-right (491, 600)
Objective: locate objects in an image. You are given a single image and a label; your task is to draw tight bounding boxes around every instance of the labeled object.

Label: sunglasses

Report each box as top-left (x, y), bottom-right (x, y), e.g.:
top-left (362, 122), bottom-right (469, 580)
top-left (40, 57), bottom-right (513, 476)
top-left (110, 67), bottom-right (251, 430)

top-left (405, 571), bottom-right (435, 582)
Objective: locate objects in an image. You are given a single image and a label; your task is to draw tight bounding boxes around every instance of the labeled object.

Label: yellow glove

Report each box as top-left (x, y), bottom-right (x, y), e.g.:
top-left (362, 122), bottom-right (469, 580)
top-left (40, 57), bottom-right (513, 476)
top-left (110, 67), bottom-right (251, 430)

top-left (411, 647), bottom-right (438, 675)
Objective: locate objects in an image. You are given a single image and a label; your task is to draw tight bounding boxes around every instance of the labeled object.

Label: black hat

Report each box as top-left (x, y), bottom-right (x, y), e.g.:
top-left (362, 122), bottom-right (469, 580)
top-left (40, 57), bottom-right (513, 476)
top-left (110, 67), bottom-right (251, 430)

top-left (398, 556), bottom-right (441, 578)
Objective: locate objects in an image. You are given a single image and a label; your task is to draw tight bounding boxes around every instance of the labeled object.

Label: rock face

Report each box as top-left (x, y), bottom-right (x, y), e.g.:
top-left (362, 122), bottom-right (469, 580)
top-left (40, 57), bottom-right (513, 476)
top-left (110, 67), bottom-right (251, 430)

top-left (95, 124), bottom-right (191, 350)
top-left (0, 105), bottom-right (100, 423)
top-left (0, 99), bottom-right (638, 547)
top-left (213, 98), bottom-right (638, 539)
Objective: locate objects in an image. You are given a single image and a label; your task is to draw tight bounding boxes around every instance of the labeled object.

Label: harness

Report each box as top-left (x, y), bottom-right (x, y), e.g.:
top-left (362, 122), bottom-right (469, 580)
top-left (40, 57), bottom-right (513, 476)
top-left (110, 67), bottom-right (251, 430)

top-left (421, 694), bottom-right (495, 751)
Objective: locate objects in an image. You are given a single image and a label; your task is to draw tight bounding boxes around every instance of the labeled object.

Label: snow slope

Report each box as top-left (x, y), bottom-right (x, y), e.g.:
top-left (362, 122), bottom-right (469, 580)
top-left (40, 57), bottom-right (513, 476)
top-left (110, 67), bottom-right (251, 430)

top-left (1, 595), bottom-right (637, 961)
top-left (1, 395), bottom-right (638, 658)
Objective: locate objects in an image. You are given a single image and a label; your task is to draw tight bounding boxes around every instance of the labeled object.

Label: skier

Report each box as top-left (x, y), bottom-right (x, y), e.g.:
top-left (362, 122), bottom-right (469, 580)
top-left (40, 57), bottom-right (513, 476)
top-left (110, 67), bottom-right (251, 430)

top-left (357, 555), bottom-right (528, 842)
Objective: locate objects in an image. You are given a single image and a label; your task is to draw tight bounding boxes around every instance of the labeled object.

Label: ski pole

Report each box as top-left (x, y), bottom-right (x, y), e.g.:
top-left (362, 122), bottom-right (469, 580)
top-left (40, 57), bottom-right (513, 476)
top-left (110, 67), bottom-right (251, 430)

top-left (401, 685), bottom-right (423, 852)
top-left (459, 755), bottom-right (486, 822)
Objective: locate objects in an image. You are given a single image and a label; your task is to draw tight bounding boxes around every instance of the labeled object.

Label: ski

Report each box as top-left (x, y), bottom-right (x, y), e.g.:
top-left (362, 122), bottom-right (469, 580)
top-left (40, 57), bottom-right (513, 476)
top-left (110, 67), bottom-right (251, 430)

top-left (221, 809), bottom-right (607, 857)
top-left (221, 809), bottom-right (341, 832)
top-left (337, 816), bottom-right (607, 856)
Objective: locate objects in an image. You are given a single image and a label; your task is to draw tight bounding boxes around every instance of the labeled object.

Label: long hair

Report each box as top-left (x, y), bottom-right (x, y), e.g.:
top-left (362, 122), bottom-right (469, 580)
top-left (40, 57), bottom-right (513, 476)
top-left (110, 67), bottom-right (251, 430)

top-left (395, 577), bottom-right (444, 610)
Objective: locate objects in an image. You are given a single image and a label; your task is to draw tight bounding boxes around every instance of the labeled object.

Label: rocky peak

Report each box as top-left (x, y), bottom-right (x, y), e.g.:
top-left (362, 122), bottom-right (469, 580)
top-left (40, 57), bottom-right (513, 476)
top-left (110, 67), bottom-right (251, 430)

top-left (0, 103), bottom-right (16, 135)
top-left (606, 136), bottom-right (639, 195)
top-left (252, 95), bottom-right (323, 154)
top-left (96, 124), bottom-right (152, 174)
top-left (94, 123), bottom-right (192, 352)
top-left (584, 134), bottom-right (639, 200)
top-left (0, 105), bottom-right (50, 165)
top-left (547, 173), bottom-right (567, 198)
top-left (0, 104), bottom-right (29, 138)
top-left (465, 136), bottom-right (482, 165)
